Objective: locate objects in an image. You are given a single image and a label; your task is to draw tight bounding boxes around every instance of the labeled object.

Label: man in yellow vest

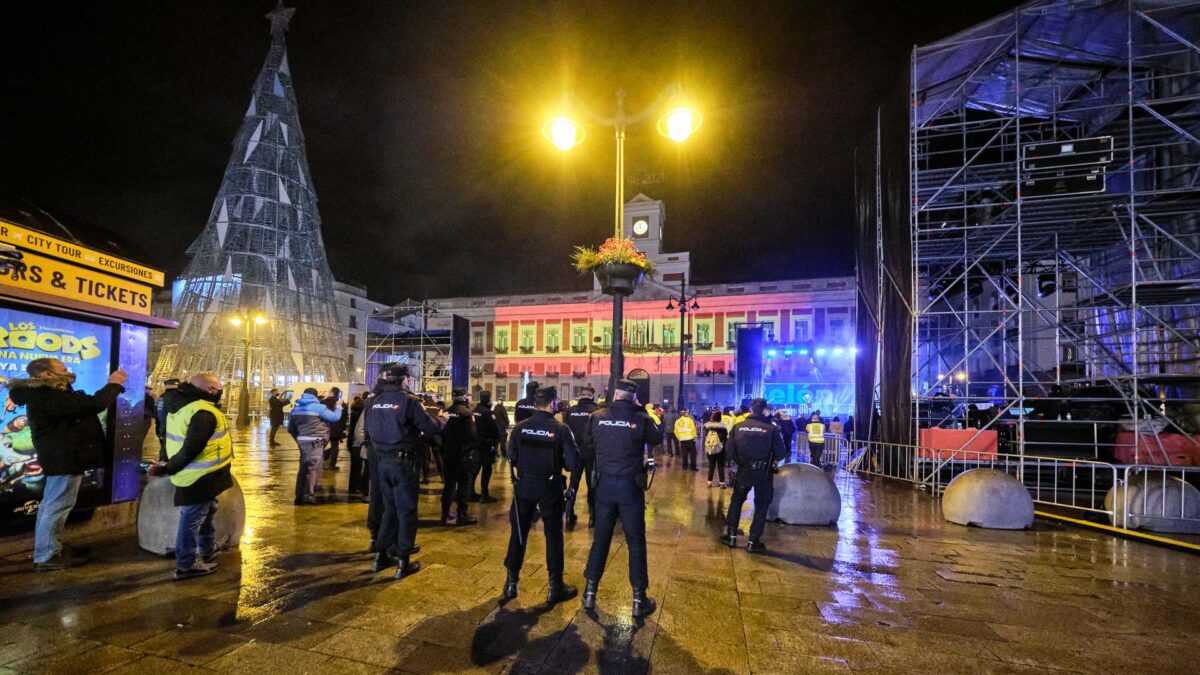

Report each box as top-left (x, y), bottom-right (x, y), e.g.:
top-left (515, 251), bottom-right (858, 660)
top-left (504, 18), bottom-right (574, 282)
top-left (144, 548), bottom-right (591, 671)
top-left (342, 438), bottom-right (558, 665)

top-left (673, 408), bottom-right (699, 471)
top-left (805, 413), bottom-right (827, 467)
top-left (148, 373), bottom-right (234, 580)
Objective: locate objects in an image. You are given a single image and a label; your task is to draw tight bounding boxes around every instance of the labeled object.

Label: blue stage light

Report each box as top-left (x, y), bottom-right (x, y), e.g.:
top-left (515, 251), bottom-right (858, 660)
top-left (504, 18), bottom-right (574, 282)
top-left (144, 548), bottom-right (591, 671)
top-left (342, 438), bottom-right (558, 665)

top-left (815, 347), bottom-right (827, 356)
top-left (784, 349), bottom-right (793, 357)
top-left (798, 348), bottom-right (809, 356)
top-left (767, 349), bottom-right (777, 357)
top-left (832, 347), bottom-right (844, 356)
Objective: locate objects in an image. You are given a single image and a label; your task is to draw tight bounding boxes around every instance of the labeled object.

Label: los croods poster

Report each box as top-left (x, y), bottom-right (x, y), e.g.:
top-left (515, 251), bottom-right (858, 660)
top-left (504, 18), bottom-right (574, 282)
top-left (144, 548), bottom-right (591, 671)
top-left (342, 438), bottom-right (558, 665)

top-left (0, 306), bottom-right (114, 514)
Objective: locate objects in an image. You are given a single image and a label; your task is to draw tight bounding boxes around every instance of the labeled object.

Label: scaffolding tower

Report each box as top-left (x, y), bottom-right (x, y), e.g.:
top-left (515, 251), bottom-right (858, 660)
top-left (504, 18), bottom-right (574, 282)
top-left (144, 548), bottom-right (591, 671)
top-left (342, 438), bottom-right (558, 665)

top-left (364, 300), bottom-right (452, 396)
top-left (910, 0), bottom-right (1200, 464)
top-left (152, 5), bottom-right (347, 417)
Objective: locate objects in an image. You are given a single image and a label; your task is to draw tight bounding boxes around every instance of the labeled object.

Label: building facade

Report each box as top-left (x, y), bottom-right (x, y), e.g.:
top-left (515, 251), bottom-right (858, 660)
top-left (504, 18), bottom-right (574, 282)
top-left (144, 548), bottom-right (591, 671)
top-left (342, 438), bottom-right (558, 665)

top-left (377, 195), bottom-right (857, 416)
top-left (332, 280), bottom-right (389, 381)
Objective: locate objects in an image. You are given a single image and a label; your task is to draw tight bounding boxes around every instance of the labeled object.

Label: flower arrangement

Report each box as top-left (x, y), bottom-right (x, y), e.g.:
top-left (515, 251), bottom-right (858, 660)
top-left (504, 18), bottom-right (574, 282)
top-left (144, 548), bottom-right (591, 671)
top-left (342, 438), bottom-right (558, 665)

top-left (571, 236), bottom-right (656, 274)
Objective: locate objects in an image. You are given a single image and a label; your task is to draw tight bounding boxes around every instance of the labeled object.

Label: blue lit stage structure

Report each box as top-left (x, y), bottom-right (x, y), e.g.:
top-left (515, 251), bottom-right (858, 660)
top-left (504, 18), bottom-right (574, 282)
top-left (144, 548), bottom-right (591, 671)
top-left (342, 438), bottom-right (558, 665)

top-left (862, 0), bottom-right (1200, 465)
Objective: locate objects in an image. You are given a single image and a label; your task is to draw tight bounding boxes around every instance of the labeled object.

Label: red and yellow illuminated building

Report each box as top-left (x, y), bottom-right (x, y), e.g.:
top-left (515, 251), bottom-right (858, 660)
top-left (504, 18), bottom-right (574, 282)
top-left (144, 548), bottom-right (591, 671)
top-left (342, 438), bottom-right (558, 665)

top-left (414, 195), bottom-right (857, 415)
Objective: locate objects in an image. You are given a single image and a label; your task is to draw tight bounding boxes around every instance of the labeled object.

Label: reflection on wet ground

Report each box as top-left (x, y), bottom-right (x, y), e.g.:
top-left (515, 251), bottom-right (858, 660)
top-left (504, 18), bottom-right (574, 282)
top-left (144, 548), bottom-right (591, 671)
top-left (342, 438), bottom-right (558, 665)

top-left (1, 425), bottom-right (1197, 673)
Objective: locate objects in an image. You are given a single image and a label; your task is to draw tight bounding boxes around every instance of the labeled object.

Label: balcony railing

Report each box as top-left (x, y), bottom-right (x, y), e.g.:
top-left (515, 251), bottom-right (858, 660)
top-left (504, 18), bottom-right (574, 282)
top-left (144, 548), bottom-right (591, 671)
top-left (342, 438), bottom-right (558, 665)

top-left (519, 346), bottom-right (534, 354)
top-left (571, 345), bottom-right (588, 354)
top-left (546, 370), bottom-right (561, 377)
top-left (546, 345), bottom-right (560, 354)
top-left (470, 347), bottom-right (485, 355)
top-left (696, 341), bottom-right (713, 350)
top-left (494, 346), bottom-right (509, 355)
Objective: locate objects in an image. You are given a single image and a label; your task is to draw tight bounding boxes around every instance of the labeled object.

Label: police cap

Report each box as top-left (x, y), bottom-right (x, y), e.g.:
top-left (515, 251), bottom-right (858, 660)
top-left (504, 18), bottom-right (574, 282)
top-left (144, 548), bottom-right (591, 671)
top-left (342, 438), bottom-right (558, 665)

top-left (614, 379), bottom-right (639, 393)
top-left (451, 387), bottom-right (469, 398)
top-left (750, 398), bottom-right (769, 414)
top-left (534, 386), bottom-right (558, 407)
top-left (525, 380), bottom-right (540, 397)
top-left (381, 364), bottom-right (410, 381)
top-left (163, 378), bottom-right (180, 386)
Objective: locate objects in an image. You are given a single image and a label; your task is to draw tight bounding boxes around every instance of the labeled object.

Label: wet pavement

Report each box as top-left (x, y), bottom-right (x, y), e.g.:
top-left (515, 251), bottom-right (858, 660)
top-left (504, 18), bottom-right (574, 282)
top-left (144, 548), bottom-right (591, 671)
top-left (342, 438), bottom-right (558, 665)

top-left (1, 425), bottom-right (1198, 674)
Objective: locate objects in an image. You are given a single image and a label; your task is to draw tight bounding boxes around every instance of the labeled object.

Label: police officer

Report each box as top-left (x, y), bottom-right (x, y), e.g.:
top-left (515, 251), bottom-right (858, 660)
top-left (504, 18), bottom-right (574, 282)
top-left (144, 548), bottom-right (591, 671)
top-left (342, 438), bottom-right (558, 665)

top-left (513, 380), bottom-right (538, 424)
top-left (440, 388), bottom-right (478, 526)
top-left (581, 379), bottom-right (661, 618)
top-left (364, 364), bottom-right (445, 578)
top-left (562, 384), bottom-right (599, 527)
top-left (720, 398), bottom-right (787, 552)
top-left (471, 390), bottom-right (500, 503)
top-left (501, 386), bottom-right (580, 605)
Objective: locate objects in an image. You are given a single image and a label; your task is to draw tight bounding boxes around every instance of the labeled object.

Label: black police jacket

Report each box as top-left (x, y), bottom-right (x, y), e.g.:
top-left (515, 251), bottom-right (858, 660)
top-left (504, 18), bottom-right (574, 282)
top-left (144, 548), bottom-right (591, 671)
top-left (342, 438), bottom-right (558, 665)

top-left (364, 384), bottom-right (443, 453)
top-left (727, 413), bottom-right (786, 473)
top-left (507, 410), bottom-right (580, 495)
top-left (441, 401), bottom-right (475, 460)
top-left (563, 398), bottom-right (599, 460)
top-left (514, 396), bottom-right (536, 423)
top-left (473, 403), bottom-right (500, 444)
top-left (583, 399), bottom-right (659, 477)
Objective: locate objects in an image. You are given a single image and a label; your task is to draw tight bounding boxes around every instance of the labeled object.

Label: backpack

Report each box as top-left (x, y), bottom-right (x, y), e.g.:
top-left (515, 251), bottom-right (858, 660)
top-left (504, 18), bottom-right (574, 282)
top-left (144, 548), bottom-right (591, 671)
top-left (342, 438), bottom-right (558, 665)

top-left (704, 431), bottom-right (723, 456)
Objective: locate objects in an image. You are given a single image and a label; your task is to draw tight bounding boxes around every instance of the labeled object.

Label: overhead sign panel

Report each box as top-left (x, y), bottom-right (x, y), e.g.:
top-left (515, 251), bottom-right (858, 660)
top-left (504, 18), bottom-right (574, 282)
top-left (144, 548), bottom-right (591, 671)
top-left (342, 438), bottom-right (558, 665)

top-left (0, 219), bottom-right (164, 287)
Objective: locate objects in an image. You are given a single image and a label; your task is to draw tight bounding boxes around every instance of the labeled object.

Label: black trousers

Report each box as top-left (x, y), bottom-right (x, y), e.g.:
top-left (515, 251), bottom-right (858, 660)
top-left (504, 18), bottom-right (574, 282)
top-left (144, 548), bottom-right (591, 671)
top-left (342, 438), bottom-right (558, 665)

top-left (584, 475), bottom-right (648, 590)
top-left (504, 484), bottom-right (565, 577)
top-left (471, 448), bottom-right (495, 497)
top-left (269, 421), bottom-right (283, 445)
top-left (810, 442), bottom-right (825, 466)
top-left (725, 472), bottom-right (774, 539)
top-left (326, 437), bottom-right (342, 465)
top-left (441, 453), bottom-right (471, 517)
top-left (707, 451), bottom-right (727, 482)
top-left (367, 449), bottom-right (382, 543)
top-left (665, 433), bottom-right (679, 455)
top-left (680, 440), bottom-right (697, 470)
top-left (376, 453), bottom-right (420, 556)
top-left (348, 445), bottom-right (366, 494)
top-left (566, 457), bottom-right (595, 516)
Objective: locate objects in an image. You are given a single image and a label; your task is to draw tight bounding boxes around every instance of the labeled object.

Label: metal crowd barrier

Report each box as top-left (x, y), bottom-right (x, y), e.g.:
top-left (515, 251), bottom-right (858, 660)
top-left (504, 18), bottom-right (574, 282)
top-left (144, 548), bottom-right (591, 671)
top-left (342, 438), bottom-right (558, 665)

top-left (841, 440), bottom-right (1120, 520)
top-left (795, 432), bottom-right (846, 466)
top-left (1117, 464), bottom-right (1200, 531)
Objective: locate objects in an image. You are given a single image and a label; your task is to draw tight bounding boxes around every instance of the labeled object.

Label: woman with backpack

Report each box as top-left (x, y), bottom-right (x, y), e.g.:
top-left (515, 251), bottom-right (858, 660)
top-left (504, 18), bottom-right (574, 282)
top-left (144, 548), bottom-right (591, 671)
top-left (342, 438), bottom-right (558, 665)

top-left (703, 410), bottom-right (728, 488)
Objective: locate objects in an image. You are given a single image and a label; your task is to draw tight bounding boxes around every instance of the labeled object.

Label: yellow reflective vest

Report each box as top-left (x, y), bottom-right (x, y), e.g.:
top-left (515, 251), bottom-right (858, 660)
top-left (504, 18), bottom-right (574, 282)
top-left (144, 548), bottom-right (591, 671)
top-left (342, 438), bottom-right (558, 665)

top-left (674, 415), bottom-right (698, 442)
top-left (806, 421), bottom-right (826, 443)
top-left (165, 399), bottom-right (233, 487)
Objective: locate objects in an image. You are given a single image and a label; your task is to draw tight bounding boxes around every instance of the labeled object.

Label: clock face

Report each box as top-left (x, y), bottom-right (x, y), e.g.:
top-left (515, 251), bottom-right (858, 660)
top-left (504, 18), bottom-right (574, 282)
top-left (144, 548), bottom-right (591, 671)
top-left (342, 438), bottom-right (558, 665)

top-left (632, 219), bottom-right (650, 237)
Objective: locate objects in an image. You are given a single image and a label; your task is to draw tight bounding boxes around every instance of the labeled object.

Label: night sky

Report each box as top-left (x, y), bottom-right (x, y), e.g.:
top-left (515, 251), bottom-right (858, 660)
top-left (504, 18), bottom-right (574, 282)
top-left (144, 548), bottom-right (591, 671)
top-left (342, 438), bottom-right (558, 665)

top-left (2, 1), bottom-right (1017, 304)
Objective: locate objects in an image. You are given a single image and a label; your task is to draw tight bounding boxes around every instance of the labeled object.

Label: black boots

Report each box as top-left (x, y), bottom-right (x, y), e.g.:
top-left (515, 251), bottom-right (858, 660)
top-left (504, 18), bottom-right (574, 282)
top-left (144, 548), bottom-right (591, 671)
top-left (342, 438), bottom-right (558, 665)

top-left (719, 526), bottom-right (738, 548)
top-left (747, 536), bottom-right (766, 553)
top-left (565, 511), bottom-right (579, 526)
top-left (587, 512), bottom-right (596, 528)
top-left (581, 579), bottom-right (599, 610)
top-left (546, 576), bottom-right (578, 605)
top-left (371, 551), bottom-right (393, 573)
top-left (457, 512), bottom-right (478, 526)
top-left (394, 556), bottom-right (421, 579)
top-left (632, 588), bottom-right (657, 618)
top-left (501, 569), bottom-right (519, 601)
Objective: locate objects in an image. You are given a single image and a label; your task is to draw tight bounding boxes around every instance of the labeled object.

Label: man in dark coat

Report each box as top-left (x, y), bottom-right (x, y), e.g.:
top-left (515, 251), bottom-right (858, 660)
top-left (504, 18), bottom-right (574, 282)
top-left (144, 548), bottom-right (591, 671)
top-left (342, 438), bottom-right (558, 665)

top-left (155, 378), bottom-right (183, 460)
top-left (324, 387), bottom-right (349, 468)
top-left (9, 358), bottom-right (127, 571)
top-left (440, 388), bottom-right (478, 526)
top-left (267, 388), bottom-right (289, 447)
top-left (470, 390), bottom-right (501, 504)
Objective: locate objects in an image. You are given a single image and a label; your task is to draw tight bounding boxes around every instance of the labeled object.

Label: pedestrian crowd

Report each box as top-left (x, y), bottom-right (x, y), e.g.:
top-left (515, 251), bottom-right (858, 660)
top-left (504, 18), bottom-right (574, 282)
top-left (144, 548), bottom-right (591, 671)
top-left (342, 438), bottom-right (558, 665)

top-left (24, 357), bottom-right (848, 619)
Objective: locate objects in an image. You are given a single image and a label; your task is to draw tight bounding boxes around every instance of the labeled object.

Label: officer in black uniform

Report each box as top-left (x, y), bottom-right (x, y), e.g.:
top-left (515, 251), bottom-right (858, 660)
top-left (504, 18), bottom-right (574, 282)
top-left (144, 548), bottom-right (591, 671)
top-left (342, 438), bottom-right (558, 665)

top-left (471, 390), bottom-right (500, 503)
top-left (501, 386), bottom-right (580, 605)
top-left (720, 398), bottom-right (787, 552)
top-left (440, 388), bottom-right (478, 526)
top-left (363, 364), bottom-right (445, 578)
top-left (581, 379), bottom-right (661, 618)
top-left (562, 384), bottom-right (600, 527)
top-left (513, 380), bottom-right (539, 425)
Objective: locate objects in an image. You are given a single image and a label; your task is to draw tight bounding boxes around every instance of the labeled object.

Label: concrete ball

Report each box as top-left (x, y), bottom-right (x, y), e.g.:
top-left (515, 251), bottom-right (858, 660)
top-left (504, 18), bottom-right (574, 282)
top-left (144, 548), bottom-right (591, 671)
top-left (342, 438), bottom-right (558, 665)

top-left (137, 475), bottom-right (246, 556)
top-left (1105, 472), bottom-right (1200, 534)
top-left (941, 468), bottom-right (1034, 530)
top-left (766, 462), bottom-right (842, 525)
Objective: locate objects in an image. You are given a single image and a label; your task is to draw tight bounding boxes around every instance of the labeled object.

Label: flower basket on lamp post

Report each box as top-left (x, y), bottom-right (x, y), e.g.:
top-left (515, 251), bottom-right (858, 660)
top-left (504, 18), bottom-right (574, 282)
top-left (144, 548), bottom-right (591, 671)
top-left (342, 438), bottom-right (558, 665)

top-left (572, 237), bottom-right (655, 398)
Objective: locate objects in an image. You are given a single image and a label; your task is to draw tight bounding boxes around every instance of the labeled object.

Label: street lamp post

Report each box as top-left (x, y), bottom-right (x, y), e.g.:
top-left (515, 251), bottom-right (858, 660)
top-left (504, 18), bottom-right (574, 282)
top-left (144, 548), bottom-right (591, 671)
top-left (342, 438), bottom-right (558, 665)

top-left (666, 277), bottom-right (699, 412)
top-left (545, 85), bottom-right (701, 399)
top-left (230, 310), bottom-right (268, 427)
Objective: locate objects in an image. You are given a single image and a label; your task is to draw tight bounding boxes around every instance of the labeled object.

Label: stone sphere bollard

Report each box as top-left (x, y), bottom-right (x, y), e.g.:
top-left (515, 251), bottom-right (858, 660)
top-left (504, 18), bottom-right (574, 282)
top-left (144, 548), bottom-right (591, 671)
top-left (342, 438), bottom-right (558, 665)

top-left (137, 475), bottom-right (246, 556)
top-left (941, 468), bottom-right (1034, 530)
top-left (1105, 473), bottom-right (1200, 534)
top-left (766, 462), bottom-right (842, 525)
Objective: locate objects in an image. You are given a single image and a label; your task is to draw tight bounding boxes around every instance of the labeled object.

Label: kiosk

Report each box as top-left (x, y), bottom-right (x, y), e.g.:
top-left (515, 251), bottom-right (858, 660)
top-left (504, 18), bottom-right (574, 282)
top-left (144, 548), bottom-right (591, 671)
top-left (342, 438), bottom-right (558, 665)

top-left (0, 203), bottom-right (173, 534)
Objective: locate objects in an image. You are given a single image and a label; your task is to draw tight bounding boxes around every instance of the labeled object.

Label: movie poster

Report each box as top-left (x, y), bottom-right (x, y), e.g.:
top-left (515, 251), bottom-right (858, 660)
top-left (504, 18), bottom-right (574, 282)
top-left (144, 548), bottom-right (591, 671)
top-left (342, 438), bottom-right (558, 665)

top-left (0, 306), bottom-right (114, 516)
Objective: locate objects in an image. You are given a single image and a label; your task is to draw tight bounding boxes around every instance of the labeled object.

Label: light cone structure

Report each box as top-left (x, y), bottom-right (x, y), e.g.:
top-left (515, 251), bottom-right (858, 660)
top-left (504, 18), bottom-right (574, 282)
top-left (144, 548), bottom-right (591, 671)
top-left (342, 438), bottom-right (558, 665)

top-left (153, 4), bottom-right (346, 412)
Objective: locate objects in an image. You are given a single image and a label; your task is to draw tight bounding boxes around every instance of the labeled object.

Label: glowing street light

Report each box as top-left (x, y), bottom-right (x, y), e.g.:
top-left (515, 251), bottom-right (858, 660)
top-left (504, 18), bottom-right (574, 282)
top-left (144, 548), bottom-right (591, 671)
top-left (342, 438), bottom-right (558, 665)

top-left (543, 116), bottom-right (585, 151)
top-left (230, 310), bottom-right (269, 427)
top-left (658, 107), bottom-right (702, 143)
top-left (545, 84), bottom-right (701, 398)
